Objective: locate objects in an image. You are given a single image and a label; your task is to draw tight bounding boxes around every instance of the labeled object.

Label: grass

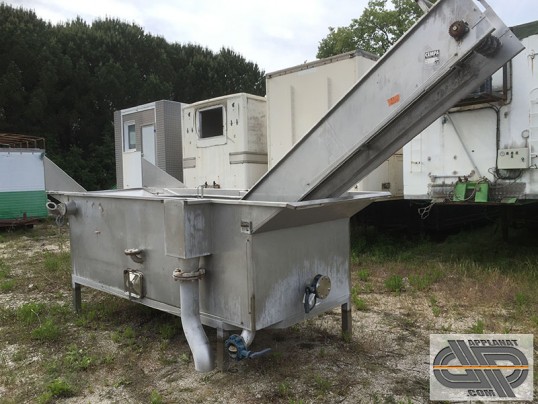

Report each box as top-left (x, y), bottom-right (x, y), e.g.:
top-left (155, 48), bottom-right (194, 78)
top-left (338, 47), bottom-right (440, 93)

top-left (157, 318), bottom-right (181, 340)
top-left (468, 319), bottom-right (486, 334)
top-left (38, 378), bottom-right (75, 403)
top-left (0, 278), bottom-right (15, 292)
top-left (515, 291), bottom-right (529, 309)
top-left (64, 344), bottom-right (93, 371)
top-left (150, 390), bottom-right (165, 404)
top-left (357, 269), bottom-right (370, 282)
top-left (277, 381), bottom-right (291, 398)
top-left (353, 224), bottom-right (538, 313)
top-left (313, 374), bottom-right (331, 395)
top-left (31, 319), bottom-right (61, 341)
top-left (17, 302), bottom-right (47, 325)
top-left (353, 224), bottom-right (538, 276)
top-left (408, 267), bottom-right (443, 291)
top-left (0, 259), bottom-right (15, 292)
top-left (351, 286), bottom-right (368, 311)
top-left (43, 251), bottom-right (71, 272)
top-left (429, 296), bottom-right (441, 317)
top-left (384, 275), bottom-right (403, 293)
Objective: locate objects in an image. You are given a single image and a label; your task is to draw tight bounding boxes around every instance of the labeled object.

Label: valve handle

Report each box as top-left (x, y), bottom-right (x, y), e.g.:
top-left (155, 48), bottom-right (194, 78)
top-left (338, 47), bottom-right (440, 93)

top-left (224, 334), bottom-right (272, 361)
top-left (248, 348), bottom-right (272, 359)
top-left (304, 286), bottom-right (317, 314)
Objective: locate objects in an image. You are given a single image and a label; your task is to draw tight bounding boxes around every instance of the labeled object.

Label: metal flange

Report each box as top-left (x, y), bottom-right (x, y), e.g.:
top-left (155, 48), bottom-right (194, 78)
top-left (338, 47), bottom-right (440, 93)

top-left (172, 268), bottom-right (206, 281)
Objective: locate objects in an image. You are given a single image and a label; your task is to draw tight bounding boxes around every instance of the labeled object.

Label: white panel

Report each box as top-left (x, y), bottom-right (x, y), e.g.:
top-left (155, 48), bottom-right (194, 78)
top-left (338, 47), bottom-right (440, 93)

top-left (122, 151), bottom-right (142, 188)
top-left (266, 54), bottom-right (375, 168)
top-left (181, 93), bottom-right (267, 189)
top-left (0, 151), bottom-right (45, 192)
top-left (497, 148), bottom-right (530, 169)
top-left (142, 125), bottom-right (156, 165)
top-left (265, 52), bottom-right (401, 195)
top-left (530, 88), bottom-right (538, 160)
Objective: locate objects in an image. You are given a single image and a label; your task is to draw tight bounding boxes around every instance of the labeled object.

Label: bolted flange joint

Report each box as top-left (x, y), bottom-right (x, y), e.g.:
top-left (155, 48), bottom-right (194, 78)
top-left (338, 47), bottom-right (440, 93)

top-left (173, 268), bottom-right (206, 281)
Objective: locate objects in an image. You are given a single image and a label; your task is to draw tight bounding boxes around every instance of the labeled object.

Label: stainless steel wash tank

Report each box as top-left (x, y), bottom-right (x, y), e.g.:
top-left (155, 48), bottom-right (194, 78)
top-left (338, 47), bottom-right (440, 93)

top-left (52, 188), bottom-right (383, 371)
top-left (50, 0), bottom-right (524, 372)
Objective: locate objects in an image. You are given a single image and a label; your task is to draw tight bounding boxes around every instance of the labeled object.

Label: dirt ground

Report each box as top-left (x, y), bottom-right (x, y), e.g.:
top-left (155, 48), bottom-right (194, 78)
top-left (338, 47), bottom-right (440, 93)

top-left (0, 223), bottom-right (536, 403)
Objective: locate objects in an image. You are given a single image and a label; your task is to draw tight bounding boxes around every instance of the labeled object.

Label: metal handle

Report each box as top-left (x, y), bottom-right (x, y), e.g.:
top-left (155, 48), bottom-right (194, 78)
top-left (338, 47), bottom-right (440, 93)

top-left (124, 248), bottom-right (144, 264)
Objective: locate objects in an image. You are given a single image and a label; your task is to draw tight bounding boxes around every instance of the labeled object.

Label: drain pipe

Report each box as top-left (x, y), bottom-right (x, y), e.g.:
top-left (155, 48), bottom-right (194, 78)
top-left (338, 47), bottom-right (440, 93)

top-left (240, 329), bottom-right (255, 347)
top-left (173, 257), bottom-right (214, 372)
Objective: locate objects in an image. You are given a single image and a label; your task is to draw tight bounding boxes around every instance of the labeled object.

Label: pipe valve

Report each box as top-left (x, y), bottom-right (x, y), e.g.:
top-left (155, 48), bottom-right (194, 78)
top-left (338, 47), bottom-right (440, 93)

top-left (224, 334), bottom-right (271, 361)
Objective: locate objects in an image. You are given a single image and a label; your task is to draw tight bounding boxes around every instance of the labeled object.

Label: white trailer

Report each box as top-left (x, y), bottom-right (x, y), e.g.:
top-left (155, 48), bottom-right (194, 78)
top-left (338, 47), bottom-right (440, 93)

top-left (0, 142), bottom-right (47, 225)
top-left (403, 21), bottom-right (538, 204)
top-left (0, 133), bottom-right (85, 226)
top-left (265, 50), bottom-right (404, 197)
top-left (181, 93), bottom-right (267, 190)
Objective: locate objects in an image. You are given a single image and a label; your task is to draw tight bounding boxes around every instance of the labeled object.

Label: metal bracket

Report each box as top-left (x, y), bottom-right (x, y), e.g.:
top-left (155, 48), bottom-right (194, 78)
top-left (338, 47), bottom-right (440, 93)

top-left (124, 248), bottom-right (144, 264)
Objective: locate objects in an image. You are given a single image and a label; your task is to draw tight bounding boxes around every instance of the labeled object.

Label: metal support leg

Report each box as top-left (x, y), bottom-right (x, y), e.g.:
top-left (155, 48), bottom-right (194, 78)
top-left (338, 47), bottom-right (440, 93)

top-left (73, 283), bottom-right (82, 313)
top-left (216, 327), bottom-right (229, 371)
top-left (341, 302), bottom-right (352, 338)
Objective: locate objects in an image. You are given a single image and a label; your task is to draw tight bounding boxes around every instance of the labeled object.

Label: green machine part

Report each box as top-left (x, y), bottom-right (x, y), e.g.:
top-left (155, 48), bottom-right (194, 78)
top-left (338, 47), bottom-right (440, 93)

top-left (452, 181), bottom-right (489, 203)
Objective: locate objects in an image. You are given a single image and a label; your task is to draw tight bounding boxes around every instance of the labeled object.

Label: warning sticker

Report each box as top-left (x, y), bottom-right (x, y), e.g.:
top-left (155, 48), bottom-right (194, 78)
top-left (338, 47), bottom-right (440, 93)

top-left (425, 49), bottom-right (440, 65)
top-left (387, 94), bottom-right (400, 106)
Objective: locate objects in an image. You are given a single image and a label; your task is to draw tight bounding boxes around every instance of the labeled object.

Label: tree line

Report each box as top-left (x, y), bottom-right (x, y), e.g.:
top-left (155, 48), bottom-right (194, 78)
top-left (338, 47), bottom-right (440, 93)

top-left (0, 3), bottom-right (265, 190)
top-left (317, 0), bottom-right (425, 58)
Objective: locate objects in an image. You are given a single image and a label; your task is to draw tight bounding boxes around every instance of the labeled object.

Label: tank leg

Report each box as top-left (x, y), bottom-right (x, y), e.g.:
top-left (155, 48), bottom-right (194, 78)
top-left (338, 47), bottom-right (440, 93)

top-left (216, 327), bottom-right (228, 371)
top-left (341, 302), bottom-right (352, 338)
top-left (73, 282), bottom-right (82, 313)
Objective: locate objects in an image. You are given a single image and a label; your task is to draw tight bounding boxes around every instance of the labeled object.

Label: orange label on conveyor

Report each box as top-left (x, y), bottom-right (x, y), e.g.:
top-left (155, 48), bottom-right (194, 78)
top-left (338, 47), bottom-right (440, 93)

top-left (387, 93), bottom-right (400, 106)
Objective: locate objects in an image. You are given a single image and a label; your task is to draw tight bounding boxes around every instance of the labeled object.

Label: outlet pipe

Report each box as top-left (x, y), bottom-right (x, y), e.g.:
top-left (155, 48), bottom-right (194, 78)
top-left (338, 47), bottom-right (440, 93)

top-left (46, 200), bottom-right (77, 217)
top-left (240, 329), bottom-right (255, 347)
top-left (173, 257), bottom-right (214, 372)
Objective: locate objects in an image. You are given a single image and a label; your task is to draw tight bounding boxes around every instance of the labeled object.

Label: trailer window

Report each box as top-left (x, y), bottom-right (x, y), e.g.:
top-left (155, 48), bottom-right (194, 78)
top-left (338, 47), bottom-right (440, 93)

top-left (198, 106), bottom-right (224, 139)
top-left (124, 123), bottom-right (136, 151)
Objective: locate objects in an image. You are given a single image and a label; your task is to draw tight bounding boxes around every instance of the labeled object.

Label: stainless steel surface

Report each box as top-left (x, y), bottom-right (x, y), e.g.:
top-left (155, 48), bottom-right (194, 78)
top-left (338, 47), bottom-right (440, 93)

top-left (243, 0), bottom-right (524, 202)
top-left (51, 189), bottom-right (384, 332)
top-left (141, 159), bottom-right (185, 189)
top-left (44, 156), bottom-right (86, 192)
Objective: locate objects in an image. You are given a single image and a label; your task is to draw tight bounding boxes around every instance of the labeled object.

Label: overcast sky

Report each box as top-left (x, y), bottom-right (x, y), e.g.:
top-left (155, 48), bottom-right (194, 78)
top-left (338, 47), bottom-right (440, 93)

top-left (6, 0), bottom-right (538, 73)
